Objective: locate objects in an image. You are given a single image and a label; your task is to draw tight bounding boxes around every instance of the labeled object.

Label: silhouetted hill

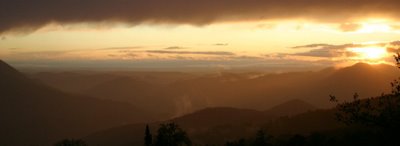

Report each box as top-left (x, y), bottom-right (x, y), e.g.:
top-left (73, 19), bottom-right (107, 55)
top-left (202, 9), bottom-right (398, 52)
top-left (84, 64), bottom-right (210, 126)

top-left (0, 60), bottom-right (28, 82)
top-left (30, 71), bottom-right (198, 93)
top-left (82, 63), bottom-right (400, 145)
top-left (84, 106), bottom-right (342, 146)
top-left (30, 71), bottom-right (119, 93)
top-left (31, 63), bottom-right (400, 117)
top-left (30, 71), bottom-right (199, 118)
top-left (80, 76), bottom-right (174, 119)
top-left (310, 63), bottom-right (399, 106)
top-left (265, 99), bottom-right (317, 117)
top-left (84, 107), bottom-right (268, 146)
top-left (0, 60), bottom-right (154, 146)
top-left (265, 109), bottom-right (342, 135)
top-left (172, 107), bottom-right (266, 127)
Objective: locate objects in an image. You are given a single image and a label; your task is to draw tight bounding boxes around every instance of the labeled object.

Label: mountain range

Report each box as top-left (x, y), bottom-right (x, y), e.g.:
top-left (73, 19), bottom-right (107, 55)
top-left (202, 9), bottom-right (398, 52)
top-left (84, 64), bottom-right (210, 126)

top-left (83, 103), bottom-right (335, 146)
top-left (0, 60), bottom-right (154, 146)
top-left (1, 59), bottom-right (398, 145)
top-left (30, 62), bottom-right (400, 118)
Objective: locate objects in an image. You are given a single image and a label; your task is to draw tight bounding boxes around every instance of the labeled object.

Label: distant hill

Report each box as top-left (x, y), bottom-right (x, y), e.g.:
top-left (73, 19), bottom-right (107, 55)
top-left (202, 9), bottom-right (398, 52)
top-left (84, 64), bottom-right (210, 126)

top-left (265, 99), bottom-right (317, 117)
top-left (80, 76), bottom-right (176, 119)
top-left (84, 101), bottom-right (319, 146)
top-left (164, 63), bottom-right (398, 111)
top-left (30, 71), bottom-right (200, 118)
top-left (172, 107), bottom-right (266, 127)
top-left (84, 106), bottom-right (341, 146)
top-left (84, 107), bottom-right (267, 146)
top-left (30, 71), bottom-right (198, 93)
top-left (0, 60), bottom-right (154, 146)
top-left (31, 63), bottom-right (400, 117)
top-left (30, 71), bottom-right (119, 93)
top-left (265, 109), bottom-right (342, 136)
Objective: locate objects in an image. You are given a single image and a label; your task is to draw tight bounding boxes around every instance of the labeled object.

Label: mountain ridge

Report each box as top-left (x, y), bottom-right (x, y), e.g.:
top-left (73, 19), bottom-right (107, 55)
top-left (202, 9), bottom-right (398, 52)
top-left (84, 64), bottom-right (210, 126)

top-left (0, 60), bottom-right (154, 146)
top-left (265, 99), bottom-right (317, 116)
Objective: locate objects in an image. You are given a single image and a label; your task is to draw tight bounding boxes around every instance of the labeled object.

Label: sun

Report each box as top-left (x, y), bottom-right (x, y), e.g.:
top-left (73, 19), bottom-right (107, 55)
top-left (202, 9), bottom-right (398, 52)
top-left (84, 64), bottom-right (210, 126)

top-left (348, 47), bottom-right (388, 60)
top-left (357, 23), bottom-right (391, 33)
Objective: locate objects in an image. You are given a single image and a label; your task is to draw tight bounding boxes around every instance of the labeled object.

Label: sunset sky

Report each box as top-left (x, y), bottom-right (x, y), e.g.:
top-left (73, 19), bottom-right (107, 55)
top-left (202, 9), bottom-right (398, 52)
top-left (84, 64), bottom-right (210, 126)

top-left (1, 0), bottom-right (400, 70)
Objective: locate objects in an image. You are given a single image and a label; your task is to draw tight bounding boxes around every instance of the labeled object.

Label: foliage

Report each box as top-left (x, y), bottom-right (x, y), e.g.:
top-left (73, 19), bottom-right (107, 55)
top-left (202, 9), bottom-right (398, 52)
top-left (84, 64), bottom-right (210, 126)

top-left (145, 124), bottom-right (153, 146)
top-left (329, 53), bottom-right (400, 131)
top-left (53, 139), bottom-right (87, 146)
top-left (154, 123), bottom-right (191, 146)
top-left (252, 130), bottom-right (272, 146)
top-left (223, 130), bottom-right (273, 146)
top-left (225, 139), bottom-right (247, 146)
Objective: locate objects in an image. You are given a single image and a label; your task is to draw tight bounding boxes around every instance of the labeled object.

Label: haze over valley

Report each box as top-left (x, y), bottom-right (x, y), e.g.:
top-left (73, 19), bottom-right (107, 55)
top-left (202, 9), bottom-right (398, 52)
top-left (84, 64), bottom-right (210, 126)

top-left (2, 0), bottom-right (400, 145)
top-left (1, 59), bottom-right (400, 145)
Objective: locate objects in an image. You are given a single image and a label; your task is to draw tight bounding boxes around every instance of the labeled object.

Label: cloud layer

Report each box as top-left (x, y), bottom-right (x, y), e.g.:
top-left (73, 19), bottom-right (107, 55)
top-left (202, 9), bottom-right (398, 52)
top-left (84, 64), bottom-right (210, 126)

top-left (1, 0), bottom-right (400, 33)
top-left (291, 41), bottom-right (400, 58)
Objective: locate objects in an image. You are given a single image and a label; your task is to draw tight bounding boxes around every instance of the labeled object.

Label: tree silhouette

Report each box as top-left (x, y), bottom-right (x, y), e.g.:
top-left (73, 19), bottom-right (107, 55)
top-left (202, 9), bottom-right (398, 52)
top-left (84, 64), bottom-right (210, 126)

top-left (252, 130), bottom-right (272, 146)
top-left (330, 53), bottom-right (400, 131)
top-left (145, 124), bottom-right (153, 146)
top-left (307, 133), bottom-right (327, 146)
top-left (329, 53), bottom-right (400, 145)
top-left (287, 135), bottom-right (306, 146)
top-left (154, 123), bottom-right (191, 146)
top-left (225, 139), bottom-right (246, 146)
top-left (53, 139), bottom-right (87, 146)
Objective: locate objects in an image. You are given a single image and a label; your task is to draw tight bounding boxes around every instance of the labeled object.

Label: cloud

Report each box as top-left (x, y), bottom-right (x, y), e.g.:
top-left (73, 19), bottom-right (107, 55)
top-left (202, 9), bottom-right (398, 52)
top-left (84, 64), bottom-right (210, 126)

top-left (386, 41), bottom-right (400, 53)
top-left (230, 55), bottom-right (264, 60)
top-left (293, 48), bottom-right (356, 58)
top-left (255, 23), bottom-right (276, 29)
top-left (97, 46), bottom-right (143, 50)
top-left (163, 46), bottom-right (186, 50)
top-left (339, 23), bottom-right (362, 32)
top-left (290, 41), bottom-right (399, 58)
top-left (290, 43), bottom-right (364, 58)
top-left (390, 41), bottom-right (400, 46)
top-left (213, 43), bottom-right (229, 46)
top-left (146, 50), bottom-right (235, 56)
top-left (5, 50), bottom-right (72, 60)
top-left (291, 44), bottom-right (334, 49)
top-left (1, 0), bottom-right (400, 33)
top-left (390, 25), bottom-right (400, 30)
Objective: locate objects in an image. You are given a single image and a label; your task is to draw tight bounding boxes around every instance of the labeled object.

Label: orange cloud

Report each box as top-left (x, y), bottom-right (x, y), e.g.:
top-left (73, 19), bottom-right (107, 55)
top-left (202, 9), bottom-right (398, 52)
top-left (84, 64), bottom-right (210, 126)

top-left (339, 23), bottom-right (362, 32)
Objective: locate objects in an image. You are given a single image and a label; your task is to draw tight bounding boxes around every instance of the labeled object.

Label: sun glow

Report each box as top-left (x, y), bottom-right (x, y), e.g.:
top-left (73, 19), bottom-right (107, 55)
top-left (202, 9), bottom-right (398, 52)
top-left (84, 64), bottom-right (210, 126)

top-left (357, 23), bottom-right (391, 33)
top-left (349, 47), bottom-right (388, 60)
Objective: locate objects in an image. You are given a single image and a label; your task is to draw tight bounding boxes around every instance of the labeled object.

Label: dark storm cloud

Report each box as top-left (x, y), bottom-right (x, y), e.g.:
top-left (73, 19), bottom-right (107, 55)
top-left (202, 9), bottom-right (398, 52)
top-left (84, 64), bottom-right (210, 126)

top-left (146, 50), bottom-right (235, 56)
top-left (1, 0), bottom-right (400, 33)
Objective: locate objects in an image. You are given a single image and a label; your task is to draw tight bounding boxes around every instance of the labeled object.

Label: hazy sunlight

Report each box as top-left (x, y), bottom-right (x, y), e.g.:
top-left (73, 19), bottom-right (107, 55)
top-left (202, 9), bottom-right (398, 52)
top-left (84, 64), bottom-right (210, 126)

top-left (349, 47), bottom-right (388, 60)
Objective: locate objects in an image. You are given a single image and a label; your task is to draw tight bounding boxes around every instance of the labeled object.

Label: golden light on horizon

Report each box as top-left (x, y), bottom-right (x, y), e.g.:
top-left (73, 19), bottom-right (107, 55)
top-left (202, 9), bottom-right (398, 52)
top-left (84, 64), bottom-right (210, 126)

top-left (349, 47), bottom-right (388, 60)
top-left (357, 23), bottom-right (391, 33)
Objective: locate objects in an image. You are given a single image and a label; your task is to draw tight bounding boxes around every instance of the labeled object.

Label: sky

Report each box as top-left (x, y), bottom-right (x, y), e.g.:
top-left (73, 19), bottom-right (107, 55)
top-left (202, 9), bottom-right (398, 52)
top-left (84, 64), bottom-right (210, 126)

top-left (1, 0), bottom-right (400, 70)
